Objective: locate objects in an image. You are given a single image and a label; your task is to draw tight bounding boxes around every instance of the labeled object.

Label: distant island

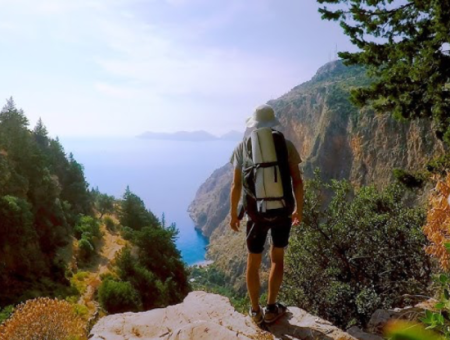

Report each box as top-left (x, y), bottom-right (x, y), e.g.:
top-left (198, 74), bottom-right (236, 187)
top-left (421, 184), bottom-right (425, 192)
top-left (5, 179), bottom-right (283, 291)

top-left (137, 130), bottom-right (243, 141)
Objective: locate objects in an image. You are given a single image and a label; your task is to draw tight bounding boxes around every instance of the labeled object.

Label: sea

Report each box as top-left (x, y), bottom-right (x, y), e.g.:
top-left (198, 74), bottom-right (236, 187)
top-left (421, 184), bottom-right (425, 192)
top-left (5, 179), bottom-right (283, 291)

top-left (59, 136), bottom-right (237, 266)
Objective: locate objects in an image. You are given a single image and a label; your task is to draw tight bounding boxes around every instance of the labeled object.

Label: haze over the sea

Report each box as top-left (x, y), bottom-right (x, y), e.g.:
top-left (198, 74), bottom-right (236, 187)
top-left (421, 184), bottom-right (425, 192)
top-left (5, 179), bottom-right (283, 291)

top-left (60, 136), bottom-right (237, 265)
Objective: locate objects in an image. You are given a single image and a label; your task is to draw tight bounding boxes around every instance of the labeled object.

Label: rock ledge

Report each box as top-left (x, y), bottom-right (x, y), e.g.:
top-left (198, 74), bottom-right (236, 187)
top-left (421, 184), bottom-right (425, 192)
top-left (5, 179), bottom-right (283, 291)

top-left (90, 291), bottom-right (356, 340)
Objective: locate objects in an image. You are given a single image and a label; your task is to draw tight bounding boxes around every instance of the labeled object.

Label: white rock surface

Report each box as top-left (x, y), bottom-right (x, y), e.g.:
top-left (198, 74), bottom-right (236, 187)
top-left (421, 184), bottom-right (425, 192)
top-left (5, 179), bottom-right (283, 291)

top-left (90, 291), bottom-right (356, 340)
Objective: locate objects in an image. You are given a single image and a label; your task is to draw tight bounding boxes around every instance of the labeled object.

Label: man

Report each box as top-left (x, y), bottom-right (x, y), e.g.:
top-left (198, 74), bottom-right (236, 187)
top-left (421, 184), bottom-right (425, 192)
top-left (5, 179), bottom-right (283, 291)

top-left (229, 104), bottom-right (303, 325)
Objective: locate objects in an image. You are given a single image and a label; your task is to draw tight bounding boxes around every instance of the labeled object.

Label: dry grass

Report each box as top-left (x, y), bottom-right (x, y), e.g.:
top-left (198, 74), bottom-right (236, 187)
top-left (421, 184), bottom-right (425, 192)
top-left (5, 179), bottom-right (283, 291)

top-left (423, 174), bottom-right (450, 271)
top-left (0, 297), bottom-right (86, 340)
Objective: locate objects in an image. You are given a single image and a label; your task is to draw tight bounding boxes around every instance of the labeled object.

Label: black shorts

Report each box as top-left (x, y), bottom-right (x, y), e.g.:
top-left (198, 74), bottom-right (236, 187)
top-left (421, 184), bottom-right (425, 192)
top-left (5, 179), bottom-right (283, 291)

top-left (246, 217), bottom-right (292, 254)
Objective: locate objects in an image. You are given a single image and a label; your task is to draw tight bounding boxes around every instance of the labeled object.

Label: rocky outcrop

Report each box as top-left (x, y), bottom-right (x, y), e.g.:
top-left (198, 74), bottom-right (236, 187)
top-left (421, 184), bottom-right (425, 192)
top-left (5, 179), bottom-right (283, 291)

top-left (188, 60), bottom-right (445, 291)
top-left (89, 291), bottom-right (356, 340)
top-left (188, 164), bottom-right (233, 238)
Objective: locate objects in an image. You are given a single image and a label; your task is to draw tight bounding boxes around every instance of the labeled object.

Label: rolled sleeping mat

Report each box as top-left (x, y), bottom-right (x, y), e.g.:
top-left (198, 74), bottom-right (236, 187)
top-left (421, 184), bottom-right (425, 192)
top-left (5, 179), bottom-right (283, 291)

top-left (250, 128), bottom-right (284, 211)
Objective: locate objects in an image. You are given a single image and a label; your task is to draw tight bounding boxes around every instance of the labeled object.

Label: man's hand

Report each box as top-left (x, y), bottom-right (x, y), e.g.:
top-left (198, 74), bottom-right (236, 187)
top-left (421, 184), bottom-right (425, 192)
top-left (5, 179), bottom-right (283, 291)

top-left (230, 168), bottom-right (242, 232)
top-left (292, 210), bottom-right (302, 226)
top-left (229, 214), bottom-right (240, 232)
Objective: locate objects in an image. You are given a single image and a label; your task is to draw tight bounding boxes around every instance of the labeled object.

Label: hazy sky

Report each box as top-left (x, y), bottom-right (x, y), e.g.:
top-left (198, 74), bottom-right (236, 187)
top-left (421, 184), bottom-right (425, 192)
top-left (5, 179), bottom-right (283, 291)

top-left (0, 0), bottom-right (355, 137)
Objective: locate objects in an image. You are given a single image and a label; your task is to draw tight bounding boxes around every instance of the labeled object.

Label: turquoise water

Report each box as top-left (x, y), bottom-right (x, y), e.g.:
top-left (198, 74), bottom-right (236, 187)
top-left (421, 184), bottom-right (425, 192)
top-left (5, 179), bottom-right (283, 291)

top-left (59, 137), bottom-right (236, 265)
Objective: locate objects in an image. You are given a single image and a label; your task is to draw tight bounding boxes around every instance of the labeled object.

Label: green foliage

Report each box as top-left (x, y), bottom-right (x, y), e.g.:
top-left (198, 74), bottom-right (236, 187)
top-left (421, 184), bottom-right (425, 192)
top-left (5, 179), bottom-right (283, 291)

top-left (95, 192), bottom-right (115, 218)
top-left (427, 154), bottom-right (450, 175)
top-left (385, 320), bottom-right (444, 340)
top-left (119, 186), bottom-right (159, 230)
top-left (282, 171), bottom-right (430, 328)
top-left (103, 216), bottom-right (116, 231)
top-left (74, 215), bottom-right (100, 240)
top-left (325, 84), bottom-right (360, 125)
top-left (69, 271), bottom-right (90, 296)
top-left (98, 279), bottom-right (142, 314)
top-left (402, 273), bottom-right (450, 339)
top-left (78, 238), bottom-right (94, 260)
top-left (120, 226), bottom-right (134, 240)
top-left (0, 98), bottom-right (93, 306)
top-left (0, 305), bottom-right (14, 324)
top-left (393, 168), bottom-right (427, 188)
top-left (189, 265), bottom-right (250, 313)
top-left (317, 0), bottom-right (450, 142)
top-left (104, 188), bottom-right (190, 313)
top-left (74, 215), bottom-right (100, 261)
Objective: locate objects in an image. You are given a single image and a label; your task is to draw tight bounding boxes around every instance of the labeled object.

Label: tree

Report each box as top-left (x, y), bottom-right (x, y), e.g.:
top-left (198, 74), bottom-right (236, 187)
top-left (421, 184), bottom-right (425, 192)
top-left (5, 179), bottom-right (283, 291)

top-left (33, 118), bottom-right (49, 149)
top-left (119, 186), bottom-right (159, 230)
top-left (317, 1), bottom-right (450, 141)
top-left (281, 173), bottom-right (431, 328)
top-left (98, 279), bottom-right (142, 314)
top-left (96, 193), bottom-right (115, 218)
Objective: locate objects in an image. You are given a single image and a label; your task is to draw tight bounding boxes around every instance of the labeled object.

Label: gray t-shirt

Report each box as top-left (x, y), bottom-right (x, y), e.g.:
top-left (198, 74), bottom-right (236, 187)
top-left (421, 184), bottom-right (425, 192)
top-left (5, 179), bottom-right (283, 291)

top-left (230, 138), bottom-right (302, 170)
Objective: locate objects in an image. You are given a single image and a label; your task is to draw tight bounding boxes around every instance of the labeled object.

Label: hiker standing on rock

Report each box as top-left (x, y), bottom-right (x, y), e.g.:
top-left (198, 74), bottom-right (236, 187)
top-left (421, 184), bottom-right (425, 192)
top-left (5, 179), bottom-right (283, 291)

top-left (229, 104), bottom-right (304, 325)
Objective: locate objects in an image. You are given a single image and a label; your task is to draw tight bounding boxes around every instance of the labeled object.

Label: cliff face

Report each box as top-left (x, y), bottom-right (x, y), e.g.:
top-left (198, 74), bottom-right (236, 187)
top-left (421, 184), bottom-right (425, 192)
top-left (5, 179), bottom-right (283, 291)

top-left (188, 164), bottom-right (233, 238)
top-left (189, 60), bottom-right (445, 291)
top-left (90, 291), bottom-right (356, 340)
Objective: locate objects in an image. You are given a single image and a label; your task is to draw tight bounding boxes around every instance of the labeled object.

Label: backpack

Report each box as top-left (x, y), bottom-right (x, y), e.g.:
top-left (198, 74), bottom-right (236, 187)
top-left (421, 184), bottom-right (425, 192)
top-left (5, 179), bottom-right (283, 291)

top-left (241, 128), bottom-right (294, 224)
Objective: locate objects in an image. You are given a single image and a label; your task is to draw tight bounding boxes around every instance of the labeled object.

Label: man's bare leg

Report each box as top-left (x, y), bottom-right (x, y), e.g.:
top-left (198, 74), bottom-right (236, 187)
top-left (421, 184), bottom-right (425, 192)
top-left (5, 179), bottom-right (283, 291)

top-left (247, 252), bottom-right (262, 311)
top-left (267, 246), bottom-right (284, 305)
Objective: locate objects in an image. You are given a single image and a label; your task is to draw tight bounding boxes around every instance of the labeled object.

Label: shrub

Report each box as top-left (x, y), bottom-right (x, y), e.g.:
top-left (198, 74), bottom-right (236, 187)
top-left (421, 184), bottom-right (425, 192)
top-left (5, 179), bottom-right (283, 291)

top-left (393, 168), bottom-right (426, 188)
top-left (103, 216), bottom-right (115, 231)
top-left (282, 173), bottom-right (431, 328)
top-left (70, 271), bottom-right (90, 296)
top-left (423, 174), bottom-right (450, 270)
top-left (0, 297), bottom-right (85, 340)
top-left (78, 237), bottom-right (94, 261)
top-left (98, 280), bottom-right (141, 314)
top-left (74, 216), bottom-right (100, 240)
top-left (0, 305), bottom-right (13, 324)
top-left (120, 226), bottom-right (134, 241)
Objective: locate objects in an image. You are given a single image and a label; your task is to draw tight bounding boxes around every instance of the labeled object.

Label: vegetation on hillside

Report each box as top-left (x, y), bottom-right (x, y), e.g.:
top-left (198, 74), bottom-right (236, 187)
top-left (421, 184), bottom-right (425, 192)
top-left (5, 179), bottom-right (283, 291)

top-left (0, 298), bottom-right (86, 340)
top-left (0, 98), bottom-right (190, 336)
top-left (189, 265), bottom-right (252, 313)
top-left (318, 0), bottom-right (450, 142)
top-left (281, 171), bottom-right (430, 328)
top-left (0, 98), bottom-right (91, 306)
top-left (98, 187), bottom-right (190, 314)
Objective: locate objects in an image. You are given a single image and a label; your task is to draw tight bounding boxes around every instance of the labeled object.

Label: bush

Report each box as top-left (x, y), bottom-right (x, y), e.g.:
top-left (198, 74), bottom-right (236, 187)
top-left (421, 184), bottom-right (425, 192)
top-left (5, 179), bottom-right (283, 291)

top-left (78, 238), bottom-right (94, 261)
top-left (74, 215), bottom-right (100, 240)
top-left (0, 297), bottom-right (85, 339)
top-left (0, 305), bottom-right (14, 324)
top-left (393, 168), bottom-right (426, 188)
top-left (98, 279), bottom-right (142, 314)
top-left (70, 271), bottom-right (90, 296)
top-left (120, 226), bottom-right (134, 241)
top-left (103, 216), bottom-right (115, 231)
top-left (281, 173), bottom-right (431, 328)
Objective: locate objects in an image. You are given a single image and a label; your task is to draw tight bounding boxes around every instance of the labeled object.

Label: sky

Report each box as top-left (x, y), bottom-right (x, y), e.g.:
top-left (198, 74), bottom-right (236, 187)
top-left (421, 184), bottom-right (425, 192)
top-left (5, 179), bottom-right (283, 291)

top-left (0, 0), bottom-right (356, 137)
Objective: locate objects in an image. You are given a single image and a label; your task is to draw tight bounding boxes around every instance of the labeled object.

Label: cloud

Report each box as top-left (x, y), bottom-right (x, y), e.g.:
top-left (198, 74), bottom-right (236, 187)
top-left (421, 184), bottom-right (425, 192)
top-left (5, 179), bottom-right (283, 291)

top-left (0, 0), bottom-right (309, 136)
top-left (94, 82), bottom-right (142, 99)
top-left (91, 1), bottom-right (302, 99)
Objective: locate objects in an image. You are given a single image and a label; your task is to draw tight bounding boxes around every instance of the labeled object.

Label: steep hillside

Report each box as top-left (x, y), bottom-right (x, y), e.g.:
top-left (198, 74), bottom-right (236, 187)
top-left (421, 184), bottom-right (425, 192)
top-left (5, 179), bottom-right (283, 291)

top-left (189, 60), bottom-right (445, 291)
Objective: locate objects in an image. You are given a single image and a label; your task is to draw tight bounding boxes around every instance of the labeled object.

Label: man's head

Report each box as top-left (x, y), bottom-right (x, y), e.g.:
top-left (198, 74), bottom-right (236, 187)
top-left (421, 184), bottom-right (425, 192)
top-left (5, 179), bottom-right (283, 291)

top-left (246, 104), bottom-right (280, 129)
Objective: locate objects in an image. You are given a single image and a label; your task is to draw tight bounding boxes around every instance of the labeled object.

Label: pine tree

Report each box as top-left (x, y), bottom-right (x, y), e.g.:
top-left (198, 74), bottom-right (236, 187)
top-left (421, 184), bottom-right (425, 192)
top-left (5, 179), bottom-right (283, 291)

top-left (317, 0), bottom-right (450, 141)
top-left (33, 118), bottom-right (49, 149)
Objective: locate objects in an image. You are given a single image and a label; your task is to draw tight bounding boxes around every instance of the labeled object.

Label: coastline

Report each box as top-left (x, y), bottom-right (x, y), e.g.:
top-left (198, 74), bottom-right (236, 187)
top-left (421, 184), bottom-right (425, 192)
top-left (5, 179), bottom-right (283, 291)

top-left (190, 260), bottom-right (214, 268)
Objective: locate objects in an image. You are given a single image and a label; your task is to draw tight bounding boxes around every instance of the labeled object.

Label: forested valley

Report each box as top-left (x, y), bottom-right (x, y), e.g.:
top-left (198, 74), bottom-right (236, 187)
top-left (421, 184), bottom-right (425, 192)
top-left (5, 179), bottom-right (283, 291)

top-left (0, 98), bottom-right (189, 338)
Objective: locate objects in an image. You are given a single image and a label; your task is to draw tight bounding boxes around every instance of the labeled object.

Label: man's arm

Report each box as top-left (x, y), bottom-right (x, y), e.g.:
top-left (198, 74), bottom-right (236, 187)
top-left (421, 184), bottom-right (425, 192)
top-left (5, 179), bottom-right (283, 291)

top-left (290, 164), bottom-right (304, 226)
top-left (229, 168), bottom-right (242, 232)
